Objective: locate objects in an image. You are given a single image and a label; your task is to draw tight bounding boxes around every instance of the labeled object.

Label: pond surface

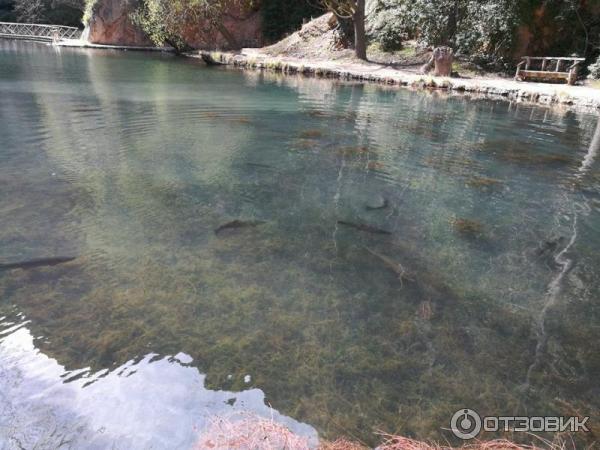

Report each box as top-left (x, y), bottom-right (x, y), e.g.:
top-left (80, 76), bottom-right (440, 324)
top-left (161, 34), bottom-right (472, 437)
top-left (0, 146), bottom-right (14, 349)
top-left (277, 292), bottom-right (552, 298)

top-left (1, 40), bottom-right (600, 448)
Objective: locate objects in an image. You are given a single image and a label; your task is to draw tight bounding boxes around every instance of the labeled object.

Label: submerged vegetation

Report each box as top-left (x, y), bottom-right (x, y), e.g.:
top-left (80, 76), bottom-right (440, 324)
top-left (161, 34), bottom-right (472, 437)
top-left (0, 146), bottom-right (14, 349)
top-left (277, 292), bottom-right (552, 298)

top-left (1, 74), bottom-right (598, 445)
top-left (450, 217), bottom-right (484, 237)
top-left (465, 176), bottom-right (503, 191)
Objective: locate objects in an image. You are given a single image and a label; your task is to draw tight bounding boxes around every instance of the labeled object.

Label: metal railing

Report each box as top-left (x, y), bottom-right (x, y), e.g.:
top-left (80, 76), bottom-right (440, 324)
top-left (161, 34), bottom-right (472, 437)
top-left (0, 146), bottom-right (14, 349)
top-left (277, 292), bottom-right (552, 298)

top-left (0, 22), bottom-right (82, 42)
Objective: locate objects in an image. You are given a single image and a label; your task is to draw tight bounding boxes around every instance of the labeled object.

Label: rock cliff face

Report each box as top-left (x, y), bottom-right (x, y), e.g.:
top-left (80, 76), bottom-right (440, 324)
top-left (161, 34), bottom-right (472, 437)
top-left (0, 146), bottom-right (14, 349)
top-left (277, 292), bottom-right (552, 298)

top-left (86, 0), bottom-right (152, 47)
top-left (183, 6), bottom-right (263, 50)
top-left (85, 0), bottom-right (263, 49)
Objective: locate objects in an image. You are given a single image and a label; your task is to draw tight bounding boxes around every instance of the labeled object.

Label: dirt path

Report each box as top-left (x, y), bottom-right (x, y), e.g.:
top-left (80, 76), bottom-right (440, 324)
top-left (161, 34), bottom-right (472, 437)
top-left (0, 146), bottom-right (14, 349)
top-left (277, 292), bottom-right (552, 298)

top-left (196, 47), bottom-right (600, 111)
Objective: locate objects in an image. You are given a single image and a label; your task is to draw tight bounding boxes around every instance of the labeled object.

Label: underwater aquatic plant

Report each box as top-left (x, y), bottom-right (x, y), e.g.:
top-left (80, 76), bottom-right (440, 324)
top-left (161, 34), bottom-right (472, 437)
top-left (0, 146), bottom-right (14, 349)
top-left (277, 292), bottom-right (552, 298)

top-left (299, 129), bottom-right (325, 139)
top-left (496, 151), bottom-right (571, 166)
top-left (465, 177), bottom-right (503, 190)
top-left (450, 217), bottom-right (484, 237)
top-left (366, 161), bottom-right (386, 171)
top-left (294, 139), bottom-right (320, 151)
top-left (336, 146), bottom-right (373, 157)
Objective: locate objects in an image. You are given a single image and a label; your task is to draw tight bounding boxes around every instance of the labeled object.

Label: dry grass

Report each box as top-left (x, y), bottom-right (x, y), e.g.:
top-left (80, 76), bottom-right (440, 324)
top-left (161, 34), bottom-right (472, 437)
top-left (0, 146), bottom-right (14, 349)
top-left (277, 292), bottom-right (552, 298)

top-left (195, 413), bottom-right (311, 449)
top-left (194, 414), bottom-right (578, 450)
top-left (319, 438), bottom-right (369, 450)
top-left (377, 432), bottom-right (568, 450)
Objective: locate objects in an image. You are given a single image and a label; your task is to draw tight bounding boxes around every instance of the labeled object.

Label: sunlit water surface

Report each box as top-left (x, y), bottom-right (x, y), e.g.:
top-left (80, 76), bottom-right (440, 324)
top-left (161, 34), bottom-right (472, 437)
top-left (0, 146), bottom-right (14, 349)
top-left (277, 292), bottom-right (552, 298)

top-left (1, 40), bottom-right (600, 448)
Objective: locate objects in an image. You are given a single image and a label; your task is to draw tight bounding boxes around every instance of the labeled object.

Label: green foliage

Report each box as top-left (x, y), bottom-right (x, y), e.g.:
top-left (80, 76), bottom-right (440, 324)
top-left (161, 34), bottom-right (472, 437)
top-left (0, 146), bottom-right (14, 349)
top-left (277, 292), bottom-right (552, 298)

top-left (367, 0), bottom-right (599, 63)
top-left (260, 0), bottom-right (320, 42)
top-left (132, 0), bottom-right (255, 52)
top-left (13, 0), bottom-right (45, 22)
top-left (0, 0), bottom-right (16, 22)
top-left (82, 0), bottom-right (97, 25)
top-left (367, 0), bottom-right (519, 59)
top-left (11, 0), bottom-right (84, 26)
top-left (589, 55), bottom-right (600, 80)
top-left (366, 0), bottom-right (405, 51)
top-left (131, 0), bottom-right (181, 50)
top-left (524, 0), bottom-right (600, 58)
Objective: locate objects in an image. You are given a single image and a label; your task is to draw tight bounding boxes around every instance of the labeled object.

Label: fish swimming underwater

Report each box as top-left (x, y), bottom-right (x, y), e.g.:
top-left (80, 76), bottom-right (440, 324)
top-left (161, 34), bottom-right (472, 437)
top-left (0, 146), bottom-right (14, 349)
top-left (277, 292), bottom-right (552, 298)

top-left (214, 220), bottom-right (266, 235)
top-left (366, 244), bottom-right (458, 306)
top-left (364, 247), bottom-right (415, 286)
top-left (0, 256), bottom-right (77, 271)
top-left (244, 162), bottom-right (275, 170)
top-left (337, 220), bottom-right (392, 235)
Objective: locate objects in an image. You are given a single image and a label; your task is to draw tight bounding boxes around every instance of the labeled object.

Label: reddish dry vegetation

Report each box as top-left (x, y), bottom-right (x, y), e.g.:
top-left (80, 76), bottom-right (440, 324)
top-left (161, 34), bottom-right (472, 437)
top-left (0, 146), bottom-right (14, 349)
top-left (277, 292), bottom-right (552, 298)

top-left (195, 414), bottom-right (310, 449)
top-left (194, 414), bottom-right (571, 450)
top-left (375, 433), bottom-right (565, 450)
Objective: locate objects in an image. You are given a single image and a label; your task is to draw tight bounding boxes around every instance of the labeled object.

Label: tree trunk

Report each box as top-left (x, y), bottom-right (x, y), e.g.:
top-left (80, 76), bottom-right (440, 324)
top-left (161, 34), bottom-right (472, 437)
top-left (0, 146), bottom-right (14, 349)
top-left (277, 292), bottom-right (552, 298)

top-left (353, 0), bottom-right (367, 60)
top-left (164, 37), bottom-right (191, 55)
top-left (433, 46), bottom-right (453, 76)
top-left (445, 0), bottom-right (459, 46)
top-left (215, 21), bottom-right (239, 49)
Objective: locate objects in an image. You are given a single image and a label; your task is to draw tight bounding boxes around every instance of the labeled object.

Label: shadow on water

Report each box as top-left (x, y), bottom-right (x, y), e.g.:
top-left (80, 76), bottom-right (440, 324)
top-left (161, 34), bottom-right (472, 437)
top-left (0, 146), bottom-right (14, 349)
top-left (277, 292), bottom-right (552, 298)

top-left (1, 40), bottom-right (600, 446)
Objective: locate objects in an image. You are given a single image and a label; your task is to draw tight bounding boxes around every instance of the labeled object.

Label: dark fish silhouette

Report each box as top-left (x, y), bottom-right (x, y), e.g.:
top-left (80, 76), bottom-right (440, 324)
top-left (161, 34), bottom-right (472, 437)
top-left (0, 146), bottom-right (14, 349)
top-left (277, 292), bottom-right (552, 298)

top-left (245, 162), bottom-right (275, 170)
top-left (0, 256), bottom-right (76, 271)
top-left (337, 220), bottom-right (392, 235)
top-left (214, 220), bottom-right (266, 235)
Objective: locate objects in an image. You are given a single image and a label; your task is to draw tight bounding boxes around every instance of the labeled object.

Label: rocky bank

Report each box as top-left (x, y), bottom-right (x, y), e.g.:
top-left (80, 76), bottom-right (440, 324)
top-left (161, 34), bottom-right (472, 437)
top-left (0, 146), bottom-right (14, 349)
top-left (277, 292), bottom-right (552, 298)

top-left (84, 0), bottom-right (262, 49)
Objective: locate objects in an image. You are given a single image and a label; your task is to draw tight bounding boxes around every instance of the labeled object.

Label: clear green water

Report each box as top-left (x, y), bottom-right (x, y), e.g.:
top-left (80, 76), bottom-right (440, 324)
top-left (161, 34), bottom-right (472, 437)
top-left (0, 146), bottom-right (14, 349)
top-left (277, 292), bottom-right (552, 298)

top-left (1, 40), bottom-right (600, 447)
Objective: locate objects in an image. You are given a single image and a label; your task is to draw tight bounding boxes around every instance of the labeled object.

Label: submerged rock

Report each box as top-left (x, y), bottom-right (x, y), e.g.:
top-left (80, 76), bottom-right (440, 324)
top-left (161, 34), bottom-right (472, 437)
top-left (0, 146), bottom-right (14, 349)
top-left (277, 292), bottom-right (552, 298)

top-left (536, 236), bottom-right (567, 258)
top-left (365, 195), bottom-right (388, 211)
top-left (533, 236), bottom-right (568, 269)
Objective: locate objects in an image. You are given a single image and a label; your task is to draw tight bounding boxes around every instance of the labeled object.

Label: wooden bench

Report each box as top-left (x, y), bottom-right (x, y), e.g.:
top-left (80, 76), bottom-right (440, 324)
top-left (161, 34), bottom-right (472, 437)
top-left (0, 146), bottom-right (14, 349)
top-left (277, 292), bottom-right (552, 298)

top-left (515, 57), bottom-right (585, 85)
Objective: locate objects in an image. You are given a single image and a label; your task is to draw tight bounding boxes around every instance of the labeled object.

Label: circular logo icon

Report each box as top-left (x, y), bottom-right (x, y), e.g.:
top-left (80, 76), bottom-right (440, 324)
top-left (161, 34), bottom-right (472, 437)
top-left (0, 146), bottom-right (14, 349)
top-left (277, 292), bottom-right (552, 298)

top-left (450, 408), bottom-right (482, 440)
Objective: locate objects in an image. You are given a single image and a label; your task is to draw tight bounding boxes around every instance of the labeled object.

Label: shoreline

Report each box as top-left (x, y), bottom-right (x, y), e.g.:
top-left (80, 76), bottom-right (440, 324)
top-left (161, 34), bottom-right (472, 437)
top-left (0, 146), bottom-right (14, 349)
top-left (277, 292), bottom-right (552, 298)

top-left (0, 37), bottom-right (172, 52)
top-left (195, 49), bottom-right (600, 113)
top-left (4, 37), bottom-right (600, 113)
top-left (41, 38), bottom-right (600, 113)
top-left (57, 38), bottom-right (172, 52)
